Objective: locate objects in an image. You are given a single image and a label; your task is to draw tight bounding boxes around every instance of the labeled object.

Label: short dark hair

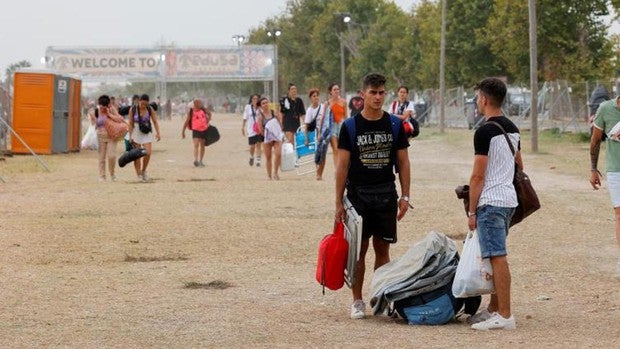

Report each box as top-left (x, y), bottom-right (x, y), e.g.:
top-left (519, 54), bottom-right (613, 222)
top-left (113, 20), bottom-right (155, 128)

top-left (287, 83), bottom-right (296, 91)
top-left (362, 73), bottom-right (386, 90)
top-left (139, 94), bottom-right (150, 102)
top-left (98, 95), bottom-right (110, 107)
top-left (475, 78), bottom-right (506, 107)
top-left (397, 85), bottom-right (409, 94)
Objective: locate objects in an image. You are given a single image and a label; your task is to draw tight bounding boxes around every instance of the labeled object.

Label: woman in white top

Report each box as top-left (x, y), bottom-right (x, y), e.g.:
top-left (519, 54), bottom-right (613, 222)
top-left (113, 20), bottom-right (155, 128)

top-left (241, 94), bottom-right (262, 167)
top-left (390, 85), bottom-right (418, 138)
top-left (390, 85), bottom-right (415, 121)
top-left (257, 97), bottom-right (283, 180)
top-left (304, 88), bottom-right (327, 180)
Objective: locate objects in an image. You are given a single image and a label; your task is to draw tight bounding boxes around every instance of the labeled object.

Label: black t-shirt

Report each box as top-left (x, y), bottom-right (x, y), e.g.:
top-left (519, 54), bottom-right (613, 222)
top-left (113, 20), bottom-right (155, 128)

top-left (338, 112), bottom-right (409, 186)
top-left (474, 116), bottom-right (520, 156)
top-left (280, 97), bottom-right (305, 120)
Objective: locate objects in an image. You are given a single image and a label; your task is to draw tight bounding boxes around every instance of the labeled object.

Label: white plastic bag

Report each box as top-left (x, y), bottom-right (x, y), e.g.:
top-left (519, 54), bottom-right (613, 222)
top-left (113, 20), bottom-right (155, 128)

top-left (452, 230), bottom-right (495, 298)
top-left (281, 141), bottom-right (296, 172)
top-left (81, 124), bottom-right (98, 150)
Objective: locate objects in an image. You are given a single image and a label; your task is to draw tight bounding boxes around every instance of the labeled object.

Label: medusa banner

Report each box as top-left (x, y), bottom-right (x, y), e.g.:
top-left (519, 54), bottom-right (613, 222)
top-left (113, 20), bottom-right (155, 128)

top-left (45, 45), bottom-right (275, 82)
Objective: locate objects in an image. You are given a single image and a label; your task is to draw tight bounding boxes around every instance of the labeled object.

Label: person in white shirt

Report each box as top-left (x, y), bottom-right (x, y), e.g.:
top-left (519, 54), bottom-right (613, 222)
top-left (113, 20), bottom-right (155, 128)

top-left (304, 88), bottom-right (327, 180)
top-left (241, 94), bottom-right (262, 167)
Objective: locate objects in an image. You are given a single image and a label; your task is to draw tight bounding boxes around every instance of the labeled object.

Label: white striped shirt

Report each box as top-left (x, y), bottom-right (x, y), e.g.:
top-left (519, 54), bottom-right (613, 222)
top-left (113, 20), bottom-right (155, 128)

top-left (474, 117), bottom-right (519, 208)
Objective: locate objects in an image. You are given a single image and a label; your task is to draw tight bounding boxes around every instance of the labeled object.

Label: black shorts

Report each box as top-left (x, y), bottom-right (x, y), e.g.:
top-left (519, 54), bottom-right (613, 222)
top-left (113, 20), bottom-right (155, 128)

top-left (282, 116), bottom-right (300, 133)
top-left (347, 189), bottom-right (398, 243)
top-left (192, 130), bottom-right (207, 139)
top-left (248, 135), bottom-right (264, 145)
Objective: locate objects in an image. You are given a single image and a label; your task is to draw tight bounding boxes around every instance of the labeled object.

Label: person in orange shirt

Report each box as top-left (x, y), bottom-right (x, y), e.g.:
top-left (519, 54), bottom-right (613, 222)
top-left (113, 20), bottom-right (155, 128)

top-left (325, 83), bottom-right (347, 167)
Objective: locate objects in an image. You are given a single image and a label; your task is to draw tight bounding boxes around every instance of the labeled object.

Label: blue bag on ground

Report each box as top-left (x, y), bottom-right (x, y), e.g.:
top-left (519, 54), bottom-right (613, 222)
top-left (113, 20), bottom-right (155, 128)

top-left (398, 293), bottom-right (456, 325)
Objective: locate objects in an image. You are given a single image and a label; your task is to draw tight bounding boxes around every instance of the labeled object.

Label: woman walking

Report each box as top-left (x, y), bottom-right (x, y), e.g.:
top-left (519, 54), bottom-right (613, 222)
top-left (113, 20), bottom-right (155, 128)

top-left (90, 94), bottom-right (126, 181)
top-left (304, 88), bottom-right (327, 180)
top-left (182, 98), bottom-right (211, 167)
top-left (324, 83), bottom-right (347, 166)
top-left (128, 94), bottom-right (161, 181)
top-left (257, 97), bottom-right (283, 180)
top-left (241, 94), bottom-right (262, 167)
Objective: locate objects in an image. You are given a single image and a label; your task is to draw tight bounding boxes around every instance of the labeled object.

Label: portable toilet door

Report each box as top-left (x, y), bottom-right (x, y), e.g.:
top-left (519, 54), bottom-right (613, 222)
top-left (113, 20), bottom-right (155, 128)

top-left (52, 75), bottom-right (70, 153)
top-left (67, 78), bottom-right (82, 152)
top-left (11, 71), bottom-right (55, 154)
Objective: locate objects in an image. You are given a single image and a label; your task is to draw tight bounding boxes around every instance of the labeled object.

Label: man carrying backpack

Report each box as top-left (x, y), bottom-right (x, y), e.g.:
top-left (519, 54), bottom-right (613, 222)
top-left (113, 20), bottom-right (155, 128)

top-left (335, 73), bottom-right (411, 319)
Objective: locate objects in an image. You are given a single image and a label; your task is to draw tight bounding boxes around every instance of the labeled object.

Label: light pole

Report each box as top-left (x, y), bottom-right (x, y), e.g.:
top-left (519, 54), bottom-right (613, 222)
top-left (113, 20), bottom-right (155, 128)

top-left (232, 35), bottom-right (246, 113)
top-left (336, 13), bottom-right (351, 99)
top-left (232, 35), bottom-right (246, 46)
top-left (267, 29), bottom-right (281, 104)
top-left (439, 0), bottom-right (447, 133)
top-left (160, 53), bottom-right (167, 106)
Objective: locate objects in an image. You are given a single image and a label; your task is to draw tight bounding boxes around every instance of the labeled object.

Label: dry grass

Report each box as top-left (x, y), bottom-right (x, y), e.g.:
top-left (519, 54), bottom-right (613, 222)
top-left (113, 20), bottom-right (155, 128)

top-left (0, 115), bottom-right (618, 348)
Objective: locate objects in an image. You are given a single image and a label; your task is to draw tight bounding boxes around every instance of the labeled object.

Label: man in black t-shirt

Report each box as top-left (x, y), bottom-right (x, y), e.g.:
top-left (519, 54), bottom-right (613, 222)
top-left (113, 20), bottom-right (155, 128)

top-left (279, 83), bottom-right (306, 144)
top-left (335, 73), bottom-right (411, 320)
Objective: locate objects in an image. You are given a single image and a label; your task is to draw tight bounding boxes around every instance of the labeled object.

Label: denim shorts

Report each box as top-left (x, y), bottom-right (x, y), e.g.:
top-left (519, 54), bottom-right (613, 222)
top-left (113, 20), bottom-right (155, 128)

top-left (476, 205), bottom-right (515, 258)
top-left (330, 120), bottom-right (343, 138)
top-left (607, 172), bottom-right (620, 208)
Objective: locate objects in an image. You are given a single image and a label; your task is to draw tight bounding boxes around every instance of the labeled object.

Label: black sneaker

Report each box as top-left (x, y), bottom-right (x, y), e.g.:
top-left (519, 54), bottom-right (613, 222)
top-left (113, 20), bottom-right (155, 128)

top-left (249, 157), bottom-right (254, 166)
top-left (193, 161), bottom-right (199, 167)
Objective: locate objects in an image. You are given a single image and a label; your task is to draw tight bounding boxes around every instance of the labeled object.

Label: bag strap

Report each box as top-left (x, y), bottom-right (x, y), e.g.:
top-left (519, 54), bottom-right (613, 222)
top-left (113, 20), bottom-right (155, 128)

top-left (314, 104), bottom-right (321, 120)
top-left (486, 120), bottom-right (516, 157)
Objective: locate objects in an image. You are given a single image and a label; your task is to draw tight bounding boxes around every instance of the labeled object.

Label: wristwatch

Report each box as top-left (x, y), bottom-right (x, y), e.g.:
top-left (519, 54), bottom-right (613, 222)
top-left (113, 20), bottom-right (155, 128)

top-left (467, 211), bottom-right (477, 217)
top-left (400, 196), bottom-right (410, 202)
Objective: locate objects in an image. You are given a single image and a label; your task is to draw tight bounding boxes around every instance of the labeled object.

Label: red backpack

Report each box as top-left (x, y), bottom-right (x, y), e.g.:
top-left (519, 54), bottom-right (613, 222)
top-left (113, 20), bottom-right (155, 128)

top-left (316, 222), bottom-right (349, 293)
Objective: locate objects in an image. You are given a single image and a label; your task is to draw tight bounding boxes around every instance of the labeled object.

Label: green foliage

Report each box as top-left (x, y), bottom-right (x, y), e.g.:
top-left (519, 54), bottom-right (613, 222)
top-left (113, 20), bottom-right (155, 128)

top-left (244, 0), bottom-right (618, 94)
top-left (4, 60), bottom-right (32, 87)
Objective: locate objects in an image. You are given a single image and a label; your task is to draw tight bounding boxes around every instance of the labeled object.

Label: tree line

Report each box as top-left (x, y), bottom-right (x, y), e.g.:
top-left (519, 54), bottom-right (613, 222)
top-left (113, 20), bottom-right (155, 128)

top-left (245, 0), bottom-right (620, 95)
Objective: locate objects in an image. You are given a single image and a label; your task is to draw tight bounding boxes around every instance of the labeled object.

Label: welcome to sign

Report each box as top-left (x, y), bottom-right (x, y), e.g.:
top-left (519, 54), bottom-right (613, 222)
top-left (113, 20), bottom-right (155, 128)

top-left (45, 46), bottom-right (275, 82)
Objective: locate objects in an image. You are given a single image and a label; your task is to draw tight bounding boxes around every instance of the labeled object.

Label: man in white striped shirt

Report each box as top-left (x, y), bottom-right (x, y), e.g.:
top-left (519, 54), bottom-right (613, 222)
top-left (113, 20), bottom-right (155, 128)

top-left (467, 78), bottom-right (523, 331)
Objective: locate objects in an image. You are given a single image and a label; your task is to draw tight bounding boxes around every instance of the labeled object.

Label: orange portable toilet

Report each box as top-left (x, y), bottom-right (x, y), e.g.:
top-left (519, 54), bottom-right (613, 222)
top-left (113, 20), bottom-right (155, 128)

top-left (68, 78), bottom-right (82, 152)
top-left (11, 70), bottom-right (81, 154)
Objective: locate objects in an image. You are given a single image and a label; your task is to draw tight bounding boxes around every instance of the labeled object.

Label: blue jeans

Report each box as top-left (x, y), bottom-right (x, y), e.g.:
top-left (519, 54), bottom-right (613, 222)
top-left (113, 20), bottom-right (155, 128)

top-left (476, 205), bottom-right (515, 258)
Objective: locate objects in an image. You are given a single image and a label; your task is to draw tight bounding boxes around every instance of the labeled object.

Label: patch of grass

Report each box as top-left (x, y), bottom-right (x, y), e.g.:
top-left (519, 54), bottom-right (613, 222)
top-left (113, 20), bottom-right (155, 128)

top-left (183, 280), bottom-right (233, 290)
top-left (124, 254), bottom-right (189, 263)
top-left (529, 129), bottom-right (591, 144)
top-left (176, 178), bottom-right (216, 182)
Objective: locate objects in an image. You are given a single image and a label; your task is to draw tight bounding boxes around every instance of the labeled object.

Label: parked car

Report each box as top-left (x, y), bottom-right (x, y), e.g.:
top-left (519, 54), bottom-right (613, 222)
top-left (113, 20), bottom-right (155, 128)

top-left (506, 91), bottom-right (531, 116)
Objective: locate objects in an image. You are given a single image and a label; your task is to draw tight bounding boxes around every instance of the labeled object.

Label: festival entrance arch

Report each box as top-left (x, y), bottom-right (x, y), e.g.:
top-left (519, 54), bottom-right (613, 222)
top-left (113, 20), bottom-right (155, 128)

top-left (44, 45), bottom-right (276, 102)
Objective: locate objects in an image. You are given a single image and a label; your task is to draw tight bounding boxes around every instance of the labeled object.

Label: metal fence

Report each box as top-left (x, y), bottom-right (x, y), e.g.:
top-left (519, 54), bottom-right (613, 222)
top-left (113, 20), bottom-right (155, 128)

top-left (0, 83), bottom-right (9, 155)
top-left (416, 79), bottom-right (620, 133)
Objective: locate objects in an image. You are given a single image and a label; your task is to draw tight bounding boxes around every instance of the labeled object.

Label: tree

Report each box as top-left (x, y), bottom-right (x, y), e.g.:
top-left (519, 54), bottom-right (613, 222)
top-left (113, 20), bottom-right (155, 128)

top-left (4, 60), bottom-right (32, 89)
top-left (445, 0), bottom-right (504, 86)
top-left (485, 0), bottom-right (615, 83)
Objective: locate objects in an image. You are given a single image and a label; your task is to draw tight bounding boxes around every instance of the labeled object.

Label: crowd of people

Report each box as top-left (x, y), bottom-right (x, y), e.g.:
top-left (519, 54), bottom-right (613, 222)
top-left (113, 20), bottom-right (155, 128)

top-left (86, 75), bottom-right (620, 332)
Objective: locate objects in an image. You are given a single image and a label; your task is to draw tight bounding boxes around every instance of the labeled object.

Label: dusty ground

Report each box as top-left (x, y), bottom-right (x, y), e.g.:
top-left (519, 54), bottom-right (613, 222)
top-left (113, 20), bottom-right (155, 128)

top-left (0, 114), bottom-right (618, 348)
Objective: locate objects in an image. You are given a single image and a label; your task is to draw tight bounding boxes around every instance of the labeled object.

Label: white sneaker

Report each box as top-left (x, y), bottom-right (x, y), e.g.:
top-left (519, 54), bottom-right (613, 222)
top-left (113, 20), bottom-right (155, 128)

top-left (110, 175), bottom-right (117, 182)
top-left (142, 172), bottom-right (150, 181)
top-left (350, 300), bottom-right (366, 319)
top-left (471, 313), bottom-right (516, 330)
top-left (467, 309), bottom-right (495, 324)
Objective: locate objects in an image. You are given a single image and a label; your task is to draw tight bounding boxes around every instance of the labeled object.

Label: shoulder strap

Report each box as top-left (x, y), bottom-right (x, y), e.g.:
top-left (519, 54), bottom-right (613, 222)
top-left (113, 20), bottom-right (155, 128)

top-left (392, 101), bottom-right (397, 113)
top-left (389, 113), bottom-right (401, 141)
top-left (486, 121), bottom-right (516, 157)
top-left (344, 116), bottom-right (356, 149)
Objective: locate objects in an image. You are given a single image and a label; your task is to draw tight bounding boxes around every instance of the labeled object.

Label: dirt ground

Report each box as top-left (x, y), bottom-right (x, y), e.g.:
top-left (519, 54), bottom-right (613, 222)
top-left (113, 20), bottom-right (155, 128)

top-left (0, 114), bottom-right (618, 348)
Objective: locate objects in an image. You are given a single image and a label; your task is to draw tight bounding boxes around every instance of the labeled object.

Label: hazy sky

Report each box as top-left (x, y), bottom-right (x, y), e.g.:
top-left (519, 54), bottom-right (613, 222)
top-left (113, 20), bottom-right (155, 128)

top-left (0, 0), bottom-right (413, 78)
top-left (0, 0), bottom-right (616, 79)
